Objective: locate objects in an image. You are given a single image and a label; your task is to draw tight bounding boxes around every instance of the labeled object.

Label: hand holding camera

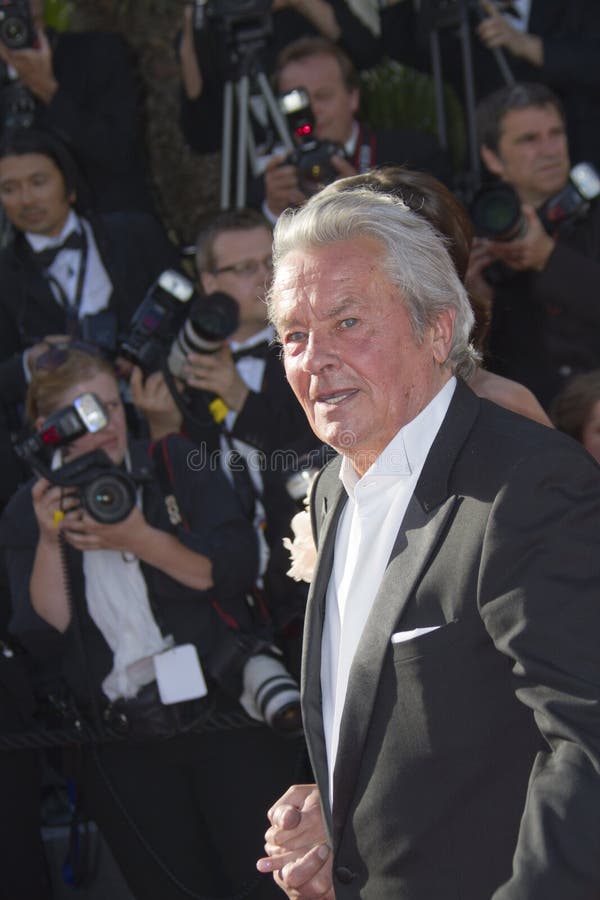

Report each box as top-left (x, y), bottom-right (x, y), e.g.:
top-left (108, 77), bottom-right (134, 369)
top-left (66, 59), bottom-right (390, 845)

top-left (481, 204), bottom-right (555, 273)
top-left (0, 8), bottom-right (58, 105)
top-left (183, 344), bottom-right (250, 412)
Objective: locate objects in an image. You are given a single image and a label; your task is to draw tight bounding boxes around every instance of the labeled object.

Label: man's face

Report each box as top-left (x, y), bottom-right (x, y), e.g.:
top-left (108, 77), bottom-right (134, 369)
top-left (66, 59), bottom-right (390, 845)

top-left (199, 226), bottom-right (273, 341)
top-left (272, 237), bottom-right (454, 475)
top-left (481, 104), bottom-right (570, 207)
top-left (278, 53), bottom-right (359, 146)
top-left (0, 153), bottom-right (74, 237)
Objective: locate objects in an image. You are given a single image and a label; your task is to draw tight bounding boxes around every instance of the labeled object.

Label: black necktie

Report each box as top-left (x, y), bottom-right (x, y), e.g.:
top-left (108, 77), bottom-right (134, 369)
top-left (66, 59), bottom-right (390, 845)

top-left (34, 230), bottom-right (84, 269)
top-left (231, 340), bottom-right (271, 362)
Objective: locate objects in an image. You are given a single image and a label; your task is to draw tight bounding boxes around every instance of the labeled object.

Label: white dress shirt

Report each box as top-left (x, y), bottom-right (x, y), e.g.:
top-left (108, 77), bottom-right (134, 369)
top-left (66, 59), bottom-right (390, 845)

top-left (321, 377), bottom-right (456, 805)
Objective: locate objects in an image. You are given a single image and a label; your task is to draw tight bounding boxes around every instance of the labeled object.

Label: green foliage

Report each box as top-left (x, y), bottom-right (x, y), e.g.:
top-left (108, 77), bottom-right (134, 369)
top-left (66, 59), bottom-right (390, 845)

top-left (359, 58), bottom-right (466, 171)
top-left (43, 0), bottom-right (75, 30)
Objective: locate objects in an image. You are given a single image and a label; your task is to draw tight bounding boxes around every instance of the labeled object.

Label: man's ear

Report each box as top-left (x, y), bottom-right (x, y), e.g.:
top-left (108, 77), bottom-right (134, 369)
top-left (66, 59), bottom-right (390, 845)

top-left (431, 307), bottom-right (456, 366)
top-left (349, 87), bottom-right (360, 117)
top-left (480, 144), bottom-right (505, 179)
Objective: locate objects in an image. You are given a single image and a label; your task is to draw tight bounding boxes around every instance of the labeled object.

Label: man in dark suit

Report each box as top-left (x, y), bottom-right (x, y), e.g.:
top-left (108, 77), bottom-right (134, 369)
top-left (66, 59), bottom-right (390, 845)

top-left (261, 36), bottom-right (451, 221)
top-left (0, 128), bottom-right (178, 408)
top-left (256, 184), bottom-right (600, 898)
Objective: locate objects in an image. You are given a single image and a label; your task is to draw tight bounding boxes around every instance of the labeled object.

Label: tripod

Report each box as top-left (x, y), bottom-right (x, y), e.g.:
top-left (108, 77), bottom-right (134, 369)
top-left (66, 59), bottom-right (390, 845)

top-left (421, 0), bottom-right (515, 199)
top-left (219, 24), bottom-right (294, 210)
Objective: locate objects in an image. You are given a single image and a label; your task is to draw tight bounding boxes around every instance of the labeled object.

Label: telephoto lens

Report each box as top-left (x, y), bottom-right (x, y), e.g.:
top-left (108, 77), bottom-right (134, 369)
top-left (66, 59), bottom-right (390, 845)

top-left (167, 291), bottom-right (239, 378)
top-left (241, 654), bottom-right (303, 737)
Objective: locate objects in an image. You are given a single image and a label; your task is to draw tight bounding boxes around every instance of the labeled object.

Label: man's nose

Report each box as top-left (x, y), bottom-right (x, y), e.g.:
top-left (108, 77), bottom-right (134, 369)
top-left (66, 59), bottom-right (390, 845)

top-left (20, 184), bottom-right (35, 205)
top-left (303, 333), bottom-right (339, 372)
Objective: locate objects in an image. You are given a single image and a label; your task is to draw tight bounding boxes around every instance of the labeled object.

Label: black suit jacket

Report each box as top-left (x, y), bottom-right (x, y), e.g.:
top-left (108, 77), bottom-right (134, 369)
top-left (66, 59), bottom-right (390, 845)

top-left (40, 29), bottom-right (153, 214)
top-left (302, 379), bottom-right (600, 899)
top-left (0, 211), bottom-right (179, 406)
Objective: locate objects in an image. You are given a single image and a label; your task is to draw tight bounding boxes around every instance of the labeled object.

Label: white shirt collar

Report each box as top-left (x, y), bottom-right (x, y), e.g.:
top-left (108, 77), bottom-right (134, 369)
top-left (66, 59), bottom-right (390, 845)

top-left (26, 209), bottom-right (81, 252)
top-left (344, 120), bottom-right (360, 158)
top-left (340, 376), bottom-right (456, 497)
top-left (228, 323), bottom-right (274, 354)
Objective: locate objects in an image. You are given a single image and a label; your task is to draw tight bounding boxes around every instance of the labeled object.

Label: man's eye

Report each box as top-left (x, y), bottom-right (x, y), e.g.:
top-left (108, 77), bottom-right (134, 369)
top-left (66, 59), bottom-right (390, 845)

top-left (285, 331), bottom-right (307, 345)
top-left (340, 318), bottom-right (358, 329)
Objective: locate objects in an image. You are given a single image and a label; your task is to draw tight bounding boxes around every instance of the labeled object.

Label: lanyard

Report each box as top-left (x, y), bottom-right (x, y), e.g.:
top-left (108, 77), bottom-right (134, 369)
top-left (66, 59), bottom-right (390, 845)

top-left (45, 228), bottom-right (89, 336)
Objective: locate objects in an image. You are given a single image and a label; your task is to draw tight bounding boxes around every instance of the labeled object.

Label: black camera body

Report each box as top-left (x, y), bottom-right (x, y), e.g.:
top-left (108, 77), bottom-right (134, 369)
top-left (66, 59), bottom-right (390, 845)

top-left (278, 86), bottom-right (346, 195)
top-left (0, 0), bottom-right (35, 50)
top-left (471, 162), bottom-right (600, 241)
top-left (15, 393), bottom-right (137, 525)
top-left (120, 270), bottom-right (239, 376)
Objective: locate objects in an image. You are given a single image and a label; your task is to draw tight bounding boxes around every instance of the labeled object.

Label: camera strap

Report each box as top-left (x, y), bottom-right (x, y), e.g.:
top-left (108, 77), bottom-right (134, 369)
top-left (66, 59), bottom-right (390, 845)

top-left (44, 227), bottom-right (89, 333)
top-left (149, 435), bottom-right (271, 632)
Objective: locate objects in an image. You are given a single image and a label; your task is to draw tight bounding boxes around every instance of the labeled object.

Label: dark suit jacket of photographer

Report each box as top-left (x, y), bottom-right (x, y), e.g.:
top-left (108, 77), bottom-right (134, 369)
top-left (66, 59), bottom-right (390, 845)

top-left (32, 29), bottom-right (154, 214)
top-left (486, 196), bottom-right (600, 409)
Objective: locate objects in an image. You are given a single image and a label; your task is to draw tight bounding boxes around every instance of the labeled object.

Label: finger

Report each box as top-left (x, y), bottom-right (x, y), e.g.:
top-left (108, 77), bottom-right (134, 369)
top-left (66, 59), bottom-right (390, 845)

top-left (129, 366), bottom-right (143, 394)
top-left (266, 152), bottom-right (290, 171)
top-left (330, 155), bottom-right (357, 177)
top-left (267, 784), bottom-right (319, 820)
top-left (280, 844), bottom-right (331, 891)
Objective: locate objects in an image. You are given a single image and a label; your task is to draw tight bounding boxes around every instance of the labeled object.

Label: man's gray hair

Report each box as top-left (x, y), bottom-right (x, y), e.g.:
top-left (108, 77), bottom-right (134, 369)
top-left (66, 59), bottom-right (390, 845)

top-left (268, 187), bottom-right (479, 379)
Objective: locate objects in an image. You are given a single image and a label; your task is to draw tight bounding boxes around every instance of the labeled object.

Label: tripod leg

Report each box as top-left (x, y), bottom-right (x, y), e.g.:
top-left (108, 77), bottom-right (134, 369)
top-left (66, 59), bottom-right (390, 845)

top-left (236, 74), bottom-right (251, 208)
top-left (458, 4), bottom-right (480, 182)
top-left (255, 71), bottom-right (295, 154)
top-left (221, 81), bottom-right (234, 210)
top-left (429, 29), bottom-right (448, 152)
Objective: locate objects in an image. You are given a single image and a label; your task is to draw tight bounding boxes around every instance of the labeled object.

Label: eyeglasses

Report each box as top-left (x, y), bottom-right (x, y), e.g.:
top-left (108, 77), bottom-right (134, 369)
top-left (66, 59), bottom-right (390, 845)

top-left (33, 340), bottom-right (105, 372)
top-left (212, 255), bottom-right (273, 278)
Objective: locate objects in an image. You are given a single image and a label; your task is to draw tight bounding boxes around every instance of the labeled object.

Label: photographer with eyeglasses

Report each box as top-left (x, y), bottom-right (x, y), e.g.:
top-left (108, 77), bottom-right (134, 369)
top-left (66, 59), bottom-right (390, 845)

top-left (132, 208), bottom-right (326, 678)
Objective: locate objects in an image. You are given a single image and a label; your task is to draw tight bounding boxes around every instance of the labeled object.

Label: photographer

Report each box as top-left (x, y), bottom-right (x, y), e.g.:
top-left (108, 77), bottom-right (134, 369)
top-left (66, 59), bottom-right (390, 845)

top-left (0, 126), bottom-right (178, 506)
top-left (468, 82), bottom-right (600, 409)
top-left (262, 36), bottom-right (451, 220)
top-left (178, 0), bottom-right (382, 156)
top-left (0, 0), bottom-right (154, 213)
top-left (132, 208), bottom-right (324, 677)
top-left (0, 342), bottom-right (305, 900)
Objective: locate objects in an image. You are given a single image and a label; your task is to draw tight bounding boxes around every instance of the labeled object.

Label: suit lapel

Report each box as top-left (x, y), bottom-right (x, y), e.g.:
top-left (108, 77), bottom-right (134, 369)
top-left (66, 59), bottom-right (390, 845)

top-left (301, 463), bottom-right (346, 827)
top-left (330, 380), bottom-right (481, 836)
top-left (331, 492), bottom-right (459, 837)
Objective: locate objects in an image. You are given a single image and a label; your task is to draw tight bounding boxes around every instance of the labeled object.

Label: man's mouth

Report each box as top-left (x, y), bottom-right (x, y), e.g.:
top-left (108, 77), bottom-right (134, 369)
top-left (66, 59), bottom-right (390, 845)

top-left (314, 389), bottom-right (357, 405)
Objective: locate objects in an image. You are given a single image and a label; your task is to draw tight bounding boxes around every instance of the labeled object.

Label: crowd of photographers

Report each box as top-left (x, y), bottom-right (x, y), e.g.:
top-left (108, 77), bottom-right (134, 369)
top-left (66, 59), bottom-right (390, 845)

top-left (0, 0), bottom-right (600, 897)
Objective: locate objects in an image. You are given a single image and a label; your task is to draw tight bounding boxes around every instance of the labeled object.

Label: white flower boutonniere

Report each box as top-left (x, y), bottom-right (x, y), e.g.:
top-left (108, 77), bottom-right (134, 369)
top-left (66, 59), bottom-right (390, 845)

top-left (283, 503), bottom-right (317, 584)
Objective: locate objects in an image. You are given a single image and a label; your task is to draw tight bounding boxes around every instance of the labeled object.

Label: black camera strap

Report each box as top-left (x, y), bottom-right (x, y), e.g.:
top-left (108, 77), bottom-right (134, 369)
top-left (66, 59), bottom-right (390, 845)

top-left (43, 227), bottom-right (89, 335)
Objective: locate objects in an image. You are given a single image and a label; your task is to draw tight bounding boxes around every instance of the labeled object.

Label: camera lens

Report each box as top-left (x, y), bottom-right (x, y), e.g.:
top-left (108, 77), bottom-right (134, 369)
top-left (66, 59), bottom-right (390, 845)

top-left (81, 472), bottom-right (136, 524)
top-left (470, 183), bottom-right (527, 241)
top-left (1, 17), bottom-right (28, 49)
top-left (167, 291), bottom-right (239, 378)
top-left (242, 654), bottom-right (303, 737)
